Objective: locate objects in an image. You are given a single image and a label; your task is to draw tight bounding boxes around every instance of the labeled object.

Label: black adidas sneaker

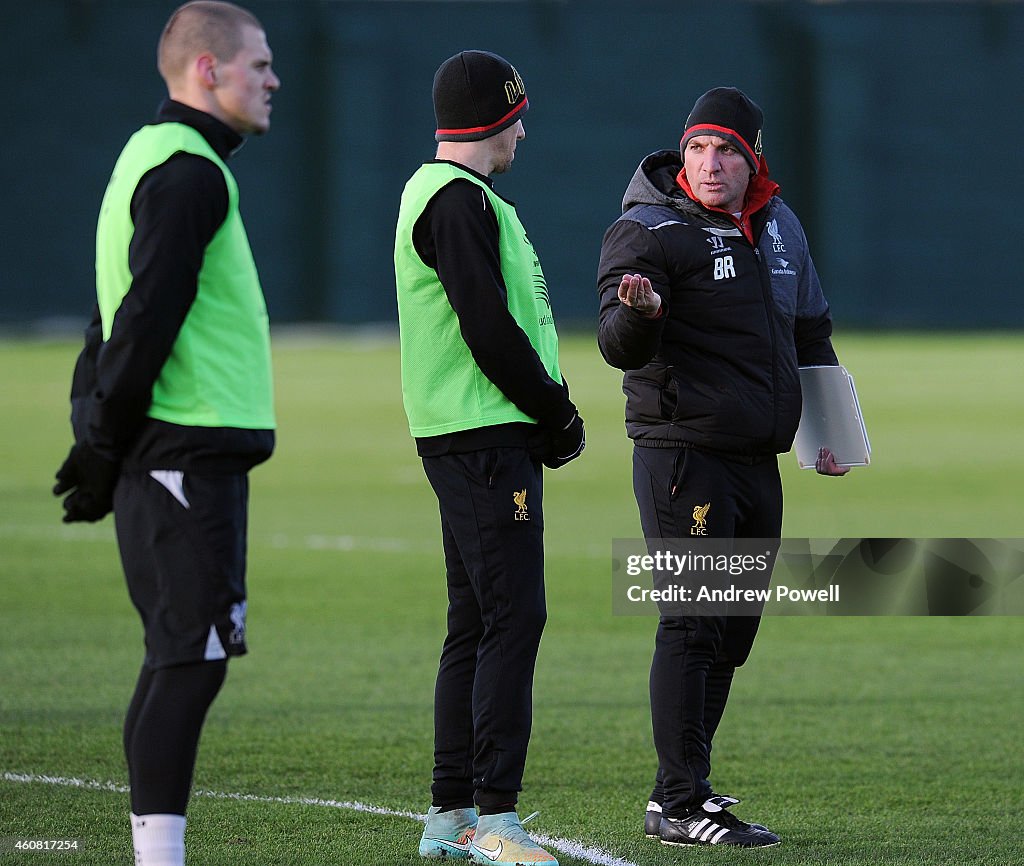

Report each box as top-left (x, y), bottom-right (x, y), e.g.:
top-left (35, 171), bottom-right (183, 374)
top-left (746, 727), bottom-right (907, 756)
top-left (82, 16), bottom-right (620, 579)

top-left (645, 794), bottom-right (770, 839)
top-left (658, 795), bottom-right (780, 848)
top-left (644, 801), bottom-right (663, 838)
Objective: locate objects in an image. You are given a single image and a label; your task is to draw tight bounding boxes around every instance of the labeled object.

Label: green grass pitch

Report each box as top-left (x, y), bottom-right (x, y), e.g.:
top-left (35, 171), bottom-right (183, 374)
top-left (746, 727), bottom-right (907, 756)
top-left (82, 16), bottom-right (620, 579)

top-left (1, 331), bottom-right (1022, 865)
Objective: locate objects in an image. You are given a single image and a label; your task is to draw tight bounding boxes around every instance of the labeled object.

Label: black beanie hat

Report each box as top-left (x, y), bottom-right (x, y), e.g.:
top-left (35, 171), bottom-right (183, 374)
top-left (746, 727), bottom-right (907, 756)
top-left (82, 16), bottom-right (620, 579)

top-left (433, 50), bottom-right (528, 142)
top-left (680, 87), bottom-right (764, 172)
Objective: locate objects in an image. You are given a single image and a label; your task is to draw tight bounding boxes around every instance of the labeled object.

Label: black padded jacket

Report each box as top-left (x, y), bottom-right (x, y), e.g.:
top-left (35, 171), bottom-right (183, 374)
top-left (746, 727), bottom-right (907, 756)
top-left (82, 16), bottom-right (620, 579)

top-left (597, 150), bottom-right (838, 457)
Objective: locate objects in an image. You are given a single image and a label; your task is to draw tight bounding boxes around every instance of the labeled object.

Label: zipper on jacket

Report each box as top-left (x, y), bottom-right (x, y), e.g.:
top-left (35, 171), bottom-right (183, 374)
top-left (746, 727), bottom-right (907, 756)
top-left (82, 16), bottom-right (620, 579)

top-left (752, 244), bottom-right (780, 444)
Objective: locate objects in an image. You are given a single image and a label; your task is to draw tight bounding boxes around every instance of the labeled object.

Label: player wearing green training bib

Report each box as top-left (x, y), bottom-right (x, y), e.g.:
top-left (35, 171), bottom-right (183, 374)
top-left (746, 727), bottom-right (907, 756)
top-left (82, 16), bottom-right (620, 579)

top-left (95, 121), bottom-right (273, 431)
top-left (52, 5), bottom-right (280, 864)
top-left (395, 50), bottom-right (584, 866)
top-left (396, 160), bottom-right (562, 435)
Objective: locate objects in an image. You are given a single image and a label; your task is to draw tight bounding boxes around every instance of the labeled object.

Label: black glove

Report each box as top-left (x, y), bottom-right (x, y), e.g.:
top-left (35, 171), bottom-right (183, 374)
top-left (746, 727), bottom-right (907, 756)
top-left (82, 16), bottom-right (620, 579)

top-left (53, 442), bottom-right (120, 523)
top-left (542, 412), bottom-right (586, 469)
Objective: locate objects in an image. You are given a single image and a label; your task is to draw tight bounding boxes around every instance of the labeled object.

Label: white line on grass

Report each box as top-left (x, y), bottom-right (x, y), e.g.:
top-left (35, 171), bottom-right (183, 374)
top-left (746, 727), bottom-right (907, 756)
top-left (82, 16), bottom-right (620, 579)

top-left (2, 525), bottom-right (610, 559)
top-left (2, 772), bottom-right (639, 866)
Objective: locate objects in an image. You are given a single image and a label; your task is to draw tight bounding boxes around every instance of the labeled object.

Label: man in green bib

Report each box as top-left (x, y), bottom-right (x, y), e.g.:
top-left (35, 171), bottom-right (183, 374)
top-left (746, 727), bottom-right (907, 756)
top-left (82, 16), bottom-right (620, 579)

top-left (395, 50), bottom-right (585, 866)
top-left (52, 3), bottom-right (278, 863)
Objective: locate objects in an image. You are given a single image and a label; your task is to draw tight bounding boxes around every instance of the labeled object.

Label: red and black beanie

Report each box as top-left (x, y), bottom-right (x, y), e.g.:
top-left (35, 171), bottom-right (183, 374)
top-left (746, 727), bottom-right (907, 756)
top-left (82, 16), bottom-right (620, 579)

top-left (433, 50), bottom-right (528, 142)
top-left (680, 87), bottom-right (764, 172)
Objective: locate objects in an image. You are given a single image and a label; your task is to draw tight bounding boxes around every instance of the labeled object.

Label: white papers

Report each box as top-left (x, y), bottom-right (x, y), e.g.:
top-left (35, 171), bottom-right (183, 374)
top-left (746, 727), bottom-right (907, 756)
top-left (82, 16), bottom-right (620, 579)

top-left (794, 365), bottom-right (871, 469)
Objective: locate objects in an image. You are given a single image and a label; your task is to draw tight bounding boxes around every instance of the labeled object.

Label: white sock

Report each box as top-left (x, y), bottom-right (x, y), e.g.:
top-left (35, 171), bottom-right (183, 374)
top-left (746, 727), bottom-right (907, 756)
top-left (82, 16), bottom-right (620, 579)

top-left (130, 813), bottom-right (186, 866)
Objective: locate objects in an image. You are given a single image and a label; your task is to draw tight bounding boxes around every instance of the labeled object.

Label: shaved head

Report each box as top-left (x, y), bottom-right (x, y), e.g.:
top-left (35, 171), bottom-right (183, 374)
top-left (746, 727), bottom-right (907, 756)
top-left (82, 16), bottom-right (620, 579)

top-left (158, 1), bottom-right (264, 87)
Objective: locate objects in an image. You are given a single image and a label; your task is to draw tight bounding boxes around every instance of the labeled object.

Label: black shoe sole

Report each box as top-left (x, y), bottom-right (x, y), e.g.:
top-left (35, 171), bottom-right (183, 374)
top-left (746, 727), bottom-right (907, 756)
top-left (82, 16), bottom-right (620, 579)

top-left (661, 837), bottom-right (782, 849)
top-left (648, 820), bottom-right (775, 842)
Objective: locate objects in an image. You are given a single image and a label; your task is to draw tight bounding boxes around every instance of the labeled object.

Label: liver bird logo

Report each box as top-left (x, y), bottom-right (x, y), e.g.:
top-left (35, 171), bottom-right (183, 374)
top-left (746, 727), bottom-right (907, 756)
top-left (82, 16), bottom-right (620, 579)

top-left (692, 502), bottom-right (710, 529)
top-left (514, 489), bottom-right (528, 515)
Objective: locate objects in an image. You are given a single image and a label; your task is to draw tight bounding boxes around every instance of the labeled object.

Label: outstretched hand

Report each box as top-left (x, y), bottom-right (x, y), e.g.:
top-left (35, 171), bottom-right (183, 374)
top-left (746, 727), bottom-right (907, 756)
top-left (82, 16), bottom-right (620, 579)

top-left (815, 446), bottom-right (850, 476)
top-left (618, 274), bottom-right (662, 317)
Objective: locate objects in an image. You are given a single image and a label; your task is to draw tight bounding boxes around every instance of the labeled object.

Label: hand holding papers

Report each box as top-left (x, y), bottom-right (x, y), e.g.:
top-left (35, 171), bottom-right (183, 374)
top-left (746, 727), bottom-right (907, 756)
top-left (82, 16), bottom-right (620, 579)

top-left (795, 365), bottom-right (871, 470)
top-left (815, 446), bottom-right (849, 476)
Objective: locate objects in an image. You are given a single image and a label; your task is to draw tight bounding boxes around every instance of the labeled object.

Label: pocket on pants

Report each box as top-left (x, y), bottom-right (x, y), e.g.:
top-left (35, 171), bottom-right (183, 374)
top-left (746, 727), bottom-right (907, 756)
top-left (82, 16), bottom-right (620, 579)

top-left (669, 447), bottom-right (692, 501)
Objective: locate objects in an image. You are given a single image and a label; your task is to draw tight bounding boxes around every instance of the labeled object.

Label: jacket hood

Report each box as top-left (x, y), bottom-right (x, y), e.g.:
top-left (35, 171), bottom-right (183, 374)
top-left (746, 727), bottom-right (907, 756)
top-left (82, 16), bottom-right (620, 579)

top-left (621, 150), bottom-right (688, 214)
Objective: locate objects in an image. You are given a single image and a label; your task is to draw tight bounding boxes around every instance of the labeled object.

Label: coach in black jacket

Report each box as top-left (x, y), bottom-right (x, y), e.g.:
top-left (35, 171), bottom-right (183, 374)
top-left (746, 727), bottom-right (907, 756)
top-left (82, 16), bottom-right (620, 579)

top-left (597, 87), bottom-right (847, 849)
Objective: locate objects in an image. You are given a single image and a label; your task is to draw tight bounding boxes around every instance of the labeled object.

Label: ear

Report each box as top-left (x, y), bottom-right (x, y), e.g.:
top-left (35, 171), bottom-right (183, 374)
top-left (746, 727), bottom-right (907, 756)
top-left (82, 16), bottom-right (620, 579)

top-left (195, 53), bottom-right (218, 90)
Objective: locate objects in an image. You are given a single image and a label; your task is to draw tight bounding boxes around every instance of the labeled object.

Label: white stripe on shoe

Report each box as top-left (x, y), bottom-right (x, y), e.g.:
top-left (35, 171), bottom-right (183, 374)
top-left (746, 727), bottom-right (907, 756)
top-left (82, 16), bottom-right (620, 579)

top-left (689, 818), bottom-right (710, 838)
top-left (699, 823), bottom-right (722, 842)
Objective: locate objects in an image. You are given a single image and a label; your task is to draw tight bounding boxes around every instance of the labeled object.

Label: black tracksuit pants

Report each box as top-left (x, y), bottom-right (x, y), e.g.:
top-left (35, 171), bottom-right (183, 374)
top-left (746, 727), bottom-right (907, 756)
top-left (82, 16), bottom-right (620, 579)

top-left (633, 445), bottom-right (782, 818)
top-left (422, 447), bottom-right (547, 811)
